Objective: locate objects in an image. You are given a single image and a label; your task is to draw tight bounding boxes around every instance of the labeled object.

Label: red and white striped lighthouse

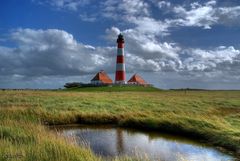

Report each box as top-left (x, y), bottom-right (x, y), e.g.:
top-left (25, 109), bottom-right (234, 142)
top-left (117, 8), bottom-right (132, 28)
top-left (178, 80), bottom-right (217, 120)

top-left (115, 34), bottom-right (126, 84)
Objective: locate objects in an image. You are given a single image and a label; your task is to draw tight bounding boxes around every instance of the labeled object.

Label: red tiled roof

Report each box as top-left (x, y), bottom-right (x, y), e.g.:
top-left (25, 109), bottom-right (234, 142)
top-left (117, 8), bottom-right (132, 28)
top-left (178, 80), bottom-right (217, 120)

top-left (128, 74), bottom-right (147, 84)
top-left (91, 70), bottom-right (113, 84)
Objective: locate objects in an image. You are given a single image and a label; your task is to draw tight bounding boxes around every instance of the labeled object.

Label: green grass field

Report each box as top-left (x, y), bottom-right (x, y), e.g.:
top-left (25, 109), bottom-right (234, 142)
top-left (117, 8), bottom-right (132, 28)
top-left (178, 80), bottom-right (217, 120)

top-left (0, 89), bottom-right (239, 160)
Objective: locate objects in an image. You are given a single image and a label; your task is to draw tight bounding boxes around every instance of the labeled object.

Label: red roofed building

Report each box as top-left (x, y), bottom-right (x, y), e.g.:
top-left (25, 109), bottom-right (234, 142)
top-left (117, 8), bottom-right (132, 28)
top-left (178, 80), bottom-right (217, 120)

top-left (91, 70), bottom-right (113, 85)
top-left (127, 74), bottom-right (148, 85)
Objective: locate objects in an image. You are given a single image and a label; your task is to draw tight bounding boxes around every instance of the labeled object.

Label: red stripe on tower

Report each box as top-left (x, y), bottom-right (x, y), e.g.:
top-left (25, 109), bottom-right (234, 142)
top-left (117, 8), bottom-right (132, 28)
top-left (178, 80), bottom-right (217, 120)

top-left (118, 43), bottom-right (124, 48)
top-left (116, 56), bottom-right (124, 63)
top-left (115, 34), bottom-right (126, 84)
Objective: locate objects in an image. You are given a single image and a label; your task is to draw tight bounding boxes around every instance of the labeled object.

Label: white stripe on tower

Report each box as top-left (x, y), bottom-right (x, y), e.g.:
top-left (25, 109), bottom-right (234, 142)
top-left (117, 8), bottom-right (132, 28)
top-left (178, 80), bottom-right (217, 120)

top-left (117, 48), bottom-right (124, 55)
top-left (115, 34), bottom-right (126, 84)
top-left (116, 63), bottom-right (125, 71)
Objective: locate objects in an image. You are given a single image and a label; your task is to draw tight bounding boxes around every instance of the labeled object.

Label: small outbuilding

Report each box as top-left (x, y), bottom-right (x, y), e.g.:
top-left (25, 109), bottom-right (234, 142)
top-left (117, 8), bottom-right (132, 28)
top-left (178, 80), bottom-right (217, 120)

top-left (127, 74), bottom-right (148, 85)
top-left (91, 70), bottom-right (113, 85)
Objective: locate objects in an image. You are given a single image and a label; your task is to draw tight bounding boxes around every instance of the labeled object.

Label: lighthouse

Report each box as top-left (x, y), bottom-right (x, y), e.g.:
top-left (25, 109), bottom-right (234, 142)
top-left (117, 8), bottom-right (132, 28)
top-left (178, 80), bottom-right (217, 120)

top-left (115, 34), bottom-right (126, 84)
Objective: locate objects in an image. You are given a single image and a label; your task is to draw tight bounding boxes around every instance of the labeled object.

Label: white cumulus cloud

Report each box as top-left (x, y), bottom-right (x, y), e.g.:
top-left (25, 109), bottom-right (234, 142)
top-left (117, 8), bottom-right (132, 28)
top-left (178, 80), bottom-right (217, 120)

top-left (0, 29), bottom-right (115, 77)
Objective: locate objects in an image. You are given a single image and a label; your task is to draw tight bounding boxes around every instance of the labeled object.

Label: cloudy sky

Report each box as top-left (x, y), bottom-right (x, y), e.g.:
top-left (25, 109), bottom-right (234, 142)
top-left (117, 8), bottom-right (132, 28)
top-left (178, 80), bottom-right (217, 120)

top-left (0, 0), bottom-right (240, 89)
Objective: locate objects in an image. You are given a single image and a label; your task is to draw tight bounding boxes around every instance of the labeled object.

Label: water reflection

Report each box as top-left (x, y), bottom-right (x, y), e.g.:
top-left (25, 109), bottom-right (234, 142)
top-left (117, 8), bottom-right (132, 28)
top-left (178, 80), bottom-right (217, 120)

top-left (56, 125), bottom-right (235, 161)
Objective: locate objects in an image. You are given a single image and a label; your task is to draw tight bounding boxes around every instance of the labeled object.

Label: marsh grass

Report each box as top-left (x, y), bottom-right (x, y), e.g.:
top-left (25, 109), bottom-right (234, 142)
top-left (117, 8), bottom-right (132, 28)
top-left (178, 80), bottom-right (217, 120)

top-left (0, 90), bottom-right (239, 160)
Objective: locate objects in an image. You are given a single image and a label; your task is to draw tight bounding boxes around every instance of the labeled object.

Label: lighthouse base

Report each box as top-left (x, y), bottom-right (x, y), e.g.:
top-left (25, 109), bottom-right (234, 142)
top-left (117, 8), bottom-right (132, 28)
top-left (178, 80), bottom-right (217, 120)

top-left (115, 81), bottom-right (126, 85)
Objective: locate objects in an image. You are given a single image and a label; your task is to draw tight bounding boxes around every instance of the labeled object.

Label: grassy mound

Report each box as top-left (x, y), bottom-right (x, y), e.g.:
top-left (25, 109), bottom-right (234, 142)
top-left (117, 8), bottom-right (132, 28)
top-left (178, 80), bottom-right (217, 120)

top-left (0, 90), bottom-right (239, 160)
top-left (64, 85), bottom-right (160, 92)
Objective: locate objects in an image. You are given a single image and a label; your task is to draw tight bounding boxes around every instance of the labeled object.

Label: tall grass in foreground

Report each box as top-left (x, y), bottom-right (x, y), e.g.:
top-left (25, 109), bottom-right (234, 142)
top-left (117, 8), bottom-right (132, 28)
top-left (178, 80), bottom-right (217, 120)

top-left (0, 90), bottom-right (239, 160)
top-left (0, 120), bottom-right (101, 161)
